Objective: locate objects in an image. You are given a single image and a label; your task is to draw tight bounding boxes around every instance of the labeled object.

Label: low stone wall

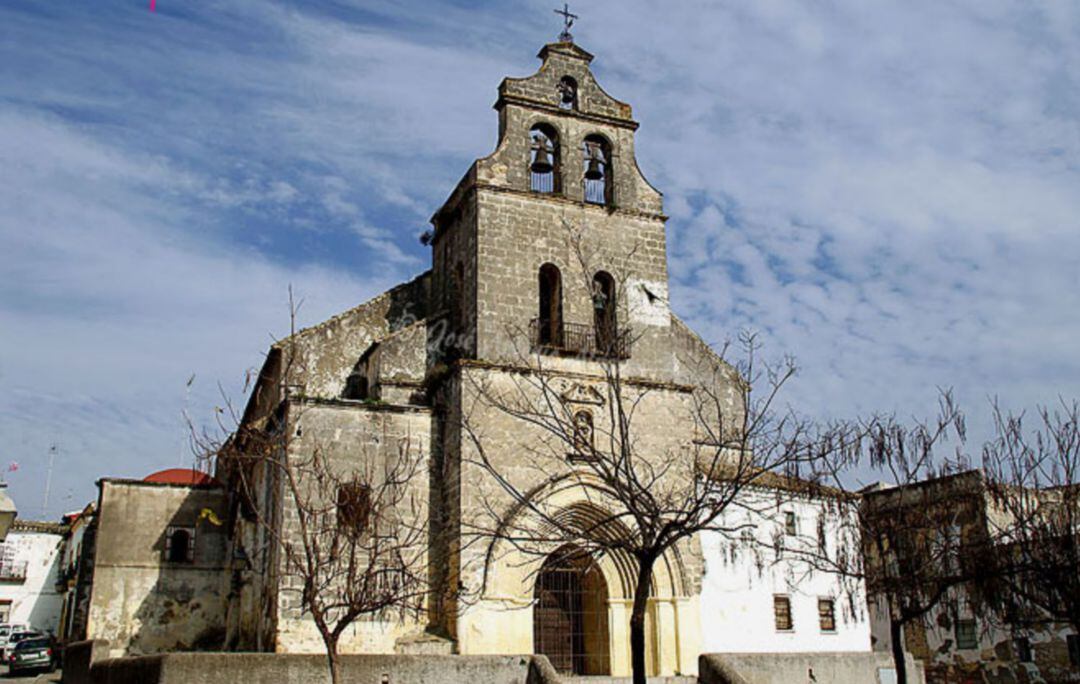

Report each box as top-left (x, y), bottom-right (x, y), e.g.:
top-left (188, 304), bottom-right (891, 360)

top-left (88, 652), bottom-right (560, 684)
top-left (62, 639), bottom-right (111, 684)
top-left (700, 652), bottom-right (926, 684)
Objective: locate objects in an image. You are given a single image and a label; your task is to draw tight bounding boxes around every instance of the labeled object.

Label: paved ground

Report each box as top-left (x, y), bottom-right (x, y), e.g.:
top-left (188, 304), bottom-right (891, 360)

top-left (0, 665), bottom-right (60, 682)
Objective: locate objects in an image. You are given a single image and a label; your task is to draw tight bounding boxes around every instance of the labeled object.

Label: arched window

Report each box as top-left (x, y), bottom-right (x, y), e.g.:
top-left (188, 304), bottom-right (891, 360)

top-left (538, 263), bottom-right (564, 348)
top-left (592, 271), bottom-right (617, 355)
top-left (165, 527), bottom-right (193, 563)
top-left (530, 124), bottom-right (560, 194)
top-left (572, 410), bottom-right (594, 455)
top-left (557, 76), bottom-right (578, 111)
top-left (582, 135), bottom-right (612, 206)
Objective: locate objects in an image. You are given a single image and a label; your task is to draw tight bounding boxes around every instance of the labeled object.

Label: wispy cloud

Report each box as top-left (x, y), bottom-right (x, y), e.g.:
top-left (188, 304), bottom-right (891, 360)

top-left (2, 0), bottom-right (1078, 513)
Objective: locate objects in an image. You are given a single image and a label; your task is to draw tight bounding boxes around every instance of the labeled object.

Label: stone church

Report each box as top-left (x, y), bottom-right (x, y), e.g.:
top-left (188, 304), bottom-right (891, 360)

top-left (219, 37), bottom-right (873, 679)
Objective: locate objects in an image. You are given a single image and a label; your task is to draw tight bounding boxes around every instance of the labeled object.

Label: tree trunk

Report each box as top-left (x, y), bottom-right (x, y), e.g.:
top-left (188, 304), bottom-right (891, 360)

top-left (323, 633), bottom-right (341, 684)
top-left (889, 618), bottom-right (908, 684)
top-left (630, 554), bottom-right (656, 684)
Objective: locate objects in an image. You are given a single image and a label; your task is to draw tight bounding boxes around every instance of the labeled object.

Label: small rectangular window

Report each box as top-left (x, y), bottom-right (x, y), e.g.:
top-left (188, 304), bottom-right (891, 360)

top-left (1014, 637), bottom-right (1032, 663)
top-left (1068, 634), bottom-right (1080, 667)
top-left (955, 619), bottom-right (978, 650)
top-left (818, 598), bottom-right (836, 632)
top-left (164, 526), bottom-right (195, 563)
top-left (784, 511), bottom-right (797, 536)
top-left (774, 595), bottom-right (793, 631)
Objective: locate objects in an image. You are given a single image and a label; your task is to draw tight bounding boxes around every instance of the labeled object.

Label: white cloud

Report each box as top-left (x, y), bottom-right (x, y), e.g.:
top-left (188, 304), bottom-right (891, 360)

top-left (2, 0), bottom-right (1079, 513)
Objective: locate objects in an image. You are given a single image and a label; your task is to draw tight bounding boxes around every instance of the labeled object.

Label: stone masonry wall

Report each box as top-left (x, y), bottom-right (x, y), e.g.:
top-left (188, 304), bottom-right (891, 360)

top-left (274, 399), bottom-right (433, 654)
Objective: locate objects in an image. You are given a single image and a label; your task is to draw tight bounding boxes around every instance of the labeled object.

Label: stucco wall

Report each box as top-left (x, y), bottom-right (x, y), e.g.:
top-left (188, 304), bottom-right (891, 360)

top-left (87, 481), bottom-right (228, 657)
top-left (0, 523), bottom-right (64, 633)
top-left (699, 490), bottom-right (872, 654)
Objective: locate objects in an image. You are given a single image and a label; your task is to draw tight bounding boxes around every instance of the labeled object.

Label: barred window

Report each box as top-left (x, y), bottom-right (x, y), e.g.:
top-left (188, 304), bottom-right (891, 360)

top-left (955, 619), bottom-right (978, 650)
top-left (818, 598), bottom-right (836, 632)
top-left (774, 595), bottom-right (793, 631)
top-left (164, 526), bottom-right (195, 563)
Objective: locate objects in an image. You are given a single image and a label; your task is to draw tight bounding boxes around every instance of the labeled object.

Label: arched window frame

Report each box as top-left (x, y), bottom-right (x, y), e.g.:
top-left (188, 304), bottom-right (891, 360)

top-left (164, 526), bottom-right (195, 563)
top-left (572, 409), bottom-right (594, 456)
top-left (530, 123), bottom-right (561, 194)
top-left (582, 134), bottom-right (613, 206)
top-left (557, 76), bottom-right (578, 111)
top-left (591, 271), bottom-right (617, 355)
top-left (537, 263), bottom-right (564, 349)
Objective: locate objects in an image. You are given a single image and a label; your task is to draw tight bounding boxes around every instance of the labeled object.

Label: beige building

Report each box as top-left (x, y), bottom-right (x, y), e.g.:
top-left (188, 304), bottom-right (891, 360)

top-left (71, 470), bottom-right (229, 657)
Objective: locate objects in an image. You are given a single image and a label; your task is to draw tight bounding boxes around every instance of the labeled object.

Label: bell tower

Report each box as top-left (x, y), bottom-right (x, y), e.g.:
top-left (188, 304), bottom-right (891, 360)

top-left (428, 36), bottom-right (675, 380)
top-left (426, 34), bottom-right (708, 676)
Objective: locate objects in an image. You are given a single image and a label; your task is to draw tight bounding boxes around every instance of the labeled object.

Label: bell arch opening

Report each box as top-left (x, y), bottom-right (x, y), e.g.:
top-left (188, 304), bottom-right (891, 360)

top-left (533, 545), bottom-right (611, 675)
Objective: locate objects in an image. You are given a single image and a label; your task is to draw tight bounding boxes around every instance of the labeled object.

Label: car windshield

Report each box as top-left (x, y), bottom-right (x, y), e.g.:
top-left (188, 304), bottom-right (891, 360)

top-left (14, 638), bottom-right (48, 650)
top-left (10, 632), bottom-right (38, 641)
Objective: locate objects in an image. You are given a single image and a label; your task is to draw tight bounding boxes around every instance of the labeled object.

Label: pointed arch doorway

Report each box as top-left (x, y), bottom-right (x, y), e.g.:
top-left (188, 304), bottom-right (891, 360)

top-left (533, 546), bottom-right (611, 675)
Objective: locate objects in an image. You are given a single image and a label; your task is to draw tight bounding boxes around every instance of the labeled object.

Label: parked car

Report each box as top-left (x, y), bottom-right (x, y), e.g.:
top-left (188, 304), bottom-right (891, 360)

top-left (7, 636), bottom-right (55, 675)
top-left (3, 630), bottom-right (43, 661)
top-left (0, 623), bottom-right (30, 660)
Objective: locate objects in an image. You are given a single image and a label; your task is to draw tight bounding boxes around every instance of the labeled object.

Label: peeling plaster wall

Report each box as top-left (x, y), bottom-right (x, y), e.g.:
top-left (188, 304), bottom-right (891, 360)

top-left (865, 474), bottom-right (1080, 684)
top-left (87, 481), bottom-right (228, 657)
top-left (0, 523), bottom-right (64, 633)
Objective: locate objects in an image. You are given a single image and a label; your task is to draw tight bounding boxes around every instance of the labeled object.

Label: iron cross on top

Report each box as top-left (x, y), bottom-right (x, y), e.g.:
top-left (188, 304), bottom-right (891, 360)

top-left (555, 3), bottom-right (578, 43)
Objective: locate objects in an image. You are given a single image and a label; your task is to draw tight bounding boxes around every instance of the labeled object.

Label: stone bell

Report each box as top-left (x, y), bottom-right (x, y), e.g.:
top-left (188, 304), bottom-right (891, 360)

top-left (530, 138), bottom-right (554, 174)
top-left (584, 148), bottom-right (604, 181)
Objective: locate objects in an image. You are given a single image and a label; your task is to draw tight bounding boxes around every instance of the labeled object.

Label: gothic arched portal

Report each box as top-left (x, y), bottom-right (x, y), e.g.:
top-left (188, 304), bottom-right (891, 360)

top-left (533, 545), bottom-right (611, 675)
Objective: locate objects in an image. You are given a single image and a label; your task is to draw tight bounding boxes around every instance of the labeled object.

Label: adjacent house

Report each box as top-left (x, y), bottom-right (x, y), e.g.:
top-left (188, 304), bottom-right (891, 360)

top-left (0, 519), bottom-right (64, 633)
top-left (863, 470), bottom-right (1080, 683)
top-left (68, 469), bottom-right (229, 658)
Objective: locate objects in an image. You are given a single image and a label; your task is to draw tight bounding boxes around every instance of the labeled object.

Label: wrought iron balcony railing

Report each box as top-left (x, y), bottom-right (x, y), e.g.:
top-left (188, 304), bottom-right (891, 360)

top-left (529, 318), bottom-right (631, 360)
top-left (0, 561), bottom-right (27, 582)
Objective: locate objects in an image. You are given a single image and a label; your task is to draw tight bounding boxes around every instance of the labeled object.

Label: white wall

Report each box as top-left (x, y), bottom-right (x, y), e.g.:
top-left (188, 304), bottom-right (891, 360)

top-left (699, 488), bottom-right (872, 654)
top-left (0, 525), bottom-right (64, 633)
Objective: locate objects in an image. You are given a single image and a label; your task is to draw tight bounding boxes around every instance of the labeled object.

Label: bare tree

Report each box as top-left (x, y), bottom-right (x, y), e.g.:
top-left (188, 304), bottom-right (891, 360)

top-left (196, 291), bottom-right (429, 684)
top-left (795, 394), bottom-right (987, 684)
top-left (455, 224), bottom-right (861, 684)
top-left (982, 399), bottom-right (1080, 635)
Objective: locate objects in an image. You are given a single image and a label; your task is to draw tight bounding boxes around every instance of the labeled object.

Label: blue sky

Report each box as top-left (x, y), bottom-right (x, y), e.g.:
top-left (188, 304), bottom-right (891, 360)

top-left (1, 0), bottom-right (1078, 518)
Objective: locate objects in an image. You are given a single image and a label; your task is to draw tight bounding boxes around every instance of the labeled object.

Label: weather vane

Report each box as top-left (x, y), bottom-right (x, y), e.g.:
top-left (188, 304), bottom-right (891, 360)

top-left (554, 3), bottom-right (578, 43)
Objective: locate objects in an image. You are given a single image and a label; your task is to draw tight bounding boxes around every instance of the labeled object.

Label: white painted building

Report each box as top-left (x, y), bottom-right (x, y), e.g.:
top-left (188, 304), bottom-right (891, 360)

top-left (699, 483), bottom-right (872, 653)
top-left (0, 520), bottom-right (65, 634)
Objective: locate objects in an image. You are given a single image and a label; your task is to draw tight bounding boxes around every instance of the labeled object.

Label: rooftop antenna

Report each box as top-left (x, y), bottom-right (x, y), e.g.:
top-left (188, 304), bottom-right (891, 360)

top-left (554, 3), bottom-right (578, 43)
top-left (43, 444), bottom-right (57, 519)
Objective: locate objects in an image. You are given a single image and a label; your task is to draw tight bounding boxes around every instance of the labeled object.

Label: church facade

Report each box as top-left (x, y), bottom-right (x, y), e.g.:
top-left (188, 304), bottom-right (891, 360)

top-left (219, 39), bottom-right (872, 678)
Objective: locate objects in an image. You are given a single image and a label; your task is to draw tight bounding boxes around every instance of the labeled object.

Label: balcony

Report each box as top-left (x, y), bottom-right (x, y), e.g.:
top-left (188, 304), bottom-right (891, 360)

top-left (0, 561), bottom-right (27, 583)
top-left (529, 318), bottom-right (632, 360)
